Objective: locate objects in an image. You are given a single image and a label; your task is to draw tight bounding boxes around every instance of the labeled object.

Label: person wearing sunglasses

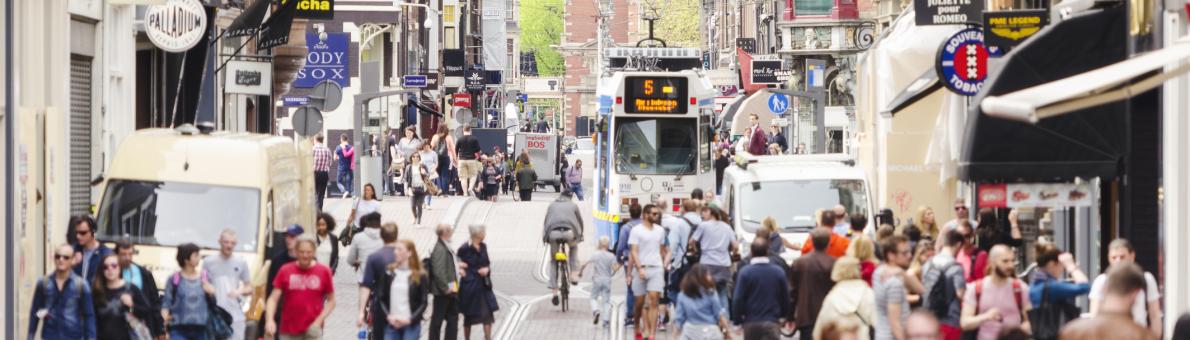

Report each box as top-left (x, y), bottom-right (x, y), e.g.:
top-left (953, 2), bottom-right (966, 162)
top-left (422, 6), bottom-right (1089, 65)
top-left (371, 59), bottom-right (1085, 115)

top-left (942, 199), bottom-right (976, 234)
top-left (92, 253), bottom-right (155, 340)
top-left (70, 214), bottom-right (114, 283)
top-left (28, 243), bottom-right (97, 340)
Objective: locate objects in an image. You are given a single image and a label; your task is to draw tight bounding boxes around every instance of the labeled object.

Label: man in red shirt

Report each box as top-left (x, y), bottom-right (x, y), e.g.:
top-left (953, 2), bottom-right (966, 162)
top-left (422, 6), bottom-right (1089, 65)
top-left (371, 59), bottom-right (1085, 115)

top-left (266, 235), bottom-right (336, 340)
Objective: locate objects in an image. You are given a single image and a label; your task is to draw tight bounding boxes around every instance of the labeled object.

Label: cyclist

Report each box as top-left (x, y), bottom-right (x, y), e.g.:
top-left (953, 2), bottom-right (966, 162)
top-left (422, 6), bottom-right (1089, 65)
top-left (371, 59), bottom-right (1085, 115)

top-left (543, 190), bottom-right (585, 305)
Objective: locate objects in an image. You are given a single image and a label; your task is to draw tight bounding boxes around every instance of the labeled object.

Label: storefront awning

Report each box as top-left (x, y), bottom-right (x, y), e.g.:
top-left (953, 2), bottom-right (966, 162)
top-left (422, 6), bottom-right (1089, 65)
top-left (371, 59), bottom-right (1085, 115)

top-left (981, 39), bottom-right (1190, 123)
top-left (961, 5), bottom-right (1129, 182)
top-left (882, 69), bottom-right (941, 117)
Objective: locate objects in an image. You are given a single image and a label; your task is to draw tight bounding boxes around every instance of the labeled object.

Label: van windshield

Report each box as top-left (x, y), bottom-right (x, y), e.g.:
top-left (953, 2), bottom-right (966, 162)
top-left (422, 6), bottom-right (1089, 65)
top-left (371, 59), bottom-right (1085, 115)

top-left (96, 180), bottom-right (261, 252)
top-left (737, 179), bottom-right (868, 233)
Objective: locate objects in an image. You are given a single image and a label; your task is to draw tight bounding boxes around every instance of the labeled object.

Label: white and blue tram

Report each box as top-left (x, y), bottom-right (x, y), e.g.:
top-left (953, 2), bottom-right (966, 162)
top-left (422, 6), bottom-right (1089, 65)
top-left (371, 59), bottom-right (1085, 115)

top-left (592, 70), bottom-right (718, 245)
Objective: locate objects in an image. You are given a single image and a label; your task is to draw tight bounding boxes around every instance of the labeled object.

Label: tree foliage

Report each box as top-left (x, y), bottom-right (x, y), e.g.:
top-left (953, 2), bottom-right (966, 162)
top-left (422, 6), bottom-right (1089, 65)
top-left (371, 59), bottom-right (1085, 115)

top-left (520, 0), bottom-right (566, 76)
top-left (646, 0), bottom-right (701, 48)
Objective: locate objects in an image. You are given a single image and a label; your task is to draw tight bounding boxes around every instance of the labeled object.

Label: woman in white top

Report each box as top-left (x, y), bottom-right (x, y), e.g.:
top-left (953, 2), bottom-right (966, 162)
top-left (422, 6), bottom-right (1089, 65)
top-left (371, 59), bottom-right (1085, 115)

top-left (378, 239), bottom-right (430, 340)
top-left (347, 183), bottom-right (382, 228)
top-left (314, 213), bottom-right (340, 274)
top-left (392, 127), bottom-right (422, 196)
top-left (405, 152), bottom-right (434, 227)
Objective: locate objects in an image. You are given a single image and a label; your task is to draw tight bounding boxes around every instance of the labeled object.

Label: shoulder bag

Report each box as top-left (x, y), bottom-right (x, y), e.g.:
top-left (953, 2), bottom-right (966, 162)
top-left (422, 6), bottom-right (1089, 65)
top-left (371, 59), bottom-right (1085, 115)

top-left (1028, 280), bottom-right (1079, 340)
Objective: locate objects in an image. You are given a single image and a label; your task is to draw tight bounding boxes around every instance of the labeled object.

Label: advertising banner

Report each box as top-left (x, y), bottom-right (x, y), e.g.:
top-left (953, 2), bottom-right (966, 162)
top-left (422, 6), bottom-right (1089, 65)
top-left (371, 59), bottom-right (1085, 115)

top-left (978, 183), bottom-right (1094, 208)
top-left (914, 0), bottom-right (983, 25)
top-left (295, 32), bottom-right (350, 88)
top-left (444, 49), bottom-right (466, 77)
top-left (751, 60), bottom-right (783, 84)
top-left (983, 10), bottom-right (1048, 55)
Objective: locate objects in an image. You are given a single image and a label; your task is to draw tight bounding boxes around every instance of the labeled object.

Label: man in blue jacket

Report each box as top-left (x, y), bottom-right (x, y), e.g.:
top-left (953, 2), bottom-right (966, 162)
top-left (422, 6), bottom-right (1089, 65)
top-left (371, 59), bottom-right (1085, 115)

top-left (29, 243), bottom-right (97, 340)
top-left (615, 203), bottom-right (643, 325)
top-left (732, 239), bottom-right (791, 340)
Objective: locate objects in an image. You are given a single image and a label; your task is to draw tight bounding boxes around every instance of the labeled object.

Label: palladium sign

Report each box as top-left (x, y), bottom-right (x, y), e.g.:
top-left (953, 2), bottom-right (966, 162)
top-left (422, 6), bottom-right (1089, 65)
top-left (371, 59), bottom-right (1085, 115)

top-left (145, 0), bottom-right (207, 53)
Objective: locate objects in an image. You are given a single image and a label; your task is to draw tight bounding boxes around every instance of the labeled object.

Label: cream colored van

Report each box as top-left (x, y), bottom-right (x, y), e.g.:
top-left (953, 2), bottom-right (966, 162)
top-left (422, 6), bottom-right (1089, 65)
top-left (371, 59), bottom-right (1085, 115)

top-left (93, 124), bottom-right (316, 329)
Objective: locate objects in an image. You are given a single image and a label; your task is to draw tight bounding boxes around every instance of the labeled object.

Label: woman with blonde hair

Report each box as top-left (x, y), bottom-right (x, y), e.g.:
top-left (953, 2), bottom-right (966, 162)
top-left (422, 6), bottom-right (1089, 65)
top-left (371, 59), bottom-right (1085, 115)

top-left (814, 256), bottom-right (876, 340)
top-left (375, 240), bottom-right (431, 340)
top-left (906, 239), bottom-right (935, 308)
top-left (760, 217), bottom-right (800, 255)
top-left (847, 235), bottom-right (879, 286)
top-left (915, 206), bottom-right (939, 241)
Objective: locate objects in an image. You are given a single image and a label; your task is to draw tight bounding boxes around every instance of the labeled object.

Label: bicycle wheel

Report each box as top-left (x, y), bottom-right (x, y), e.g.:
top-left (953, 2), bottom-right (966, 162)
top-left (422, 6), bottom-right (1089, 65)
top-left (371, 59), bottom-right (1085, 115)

top-left (560, 263), bottom-right (570, 312)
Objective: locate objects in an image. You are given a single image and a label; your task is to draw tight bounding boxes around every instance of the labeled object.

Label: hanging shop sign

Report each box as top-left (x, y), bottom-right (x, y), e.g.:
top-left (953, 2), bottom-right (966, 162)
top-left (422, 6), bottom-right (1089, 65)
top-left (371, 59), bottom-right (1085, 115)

top-left (978, 183), bottom-right (1093, 208)
top-left (983, 10), bottom-right (1048, 55)
top-left (751, 60), bottom-right (783, 85)
top-left (257, 0), bottom-right (300, 50)
top-left (224, 60), bottom-right (272, 96)
top-left (283, 0), bottom-right (334, 20)
top-left (403, 75), bottom-right (428, 88)
top-left (914, 0), bottom-right (983, 25)
top-left (144, 0), bottom-right (207, 53)
top-left (737, 38), bottom-right (757, 54)
top-left (936, 28), bottom-right (988, 96)
top-left (453, 93), bottom-right (473, 107)
top-left (466, 68), bottom-right (487, 92)
top-left (444, 49), bottom-right (466, 77)
top-left (295, 32), bottom-right (350, 88)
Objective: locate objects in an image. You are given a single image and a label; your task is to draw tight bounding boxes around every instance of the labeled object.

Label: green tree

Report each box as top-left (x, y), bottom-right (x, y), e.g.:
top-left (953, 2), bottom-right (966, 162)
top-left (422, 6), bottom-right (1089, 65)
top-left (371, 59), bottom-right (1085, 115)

top-left (646, 0), bottom-right (701, 48)
top-left (520, 0), bottom-right (565, 76)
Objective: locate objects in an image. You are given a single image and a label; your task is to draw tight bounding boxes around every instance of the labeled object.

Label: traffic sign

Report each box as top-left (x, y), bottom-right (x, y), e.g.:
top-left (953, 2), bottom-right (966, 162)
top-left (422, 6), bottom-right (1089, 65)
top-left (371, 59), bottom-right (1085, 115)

top-left (768, 93), bottom-right (790, 116)
top-left (292, 106), bottom-right (324, 137)
top-left (307, 80), bottom-right (343, 112)
top-left (403, 75), bottom-right (428, 88)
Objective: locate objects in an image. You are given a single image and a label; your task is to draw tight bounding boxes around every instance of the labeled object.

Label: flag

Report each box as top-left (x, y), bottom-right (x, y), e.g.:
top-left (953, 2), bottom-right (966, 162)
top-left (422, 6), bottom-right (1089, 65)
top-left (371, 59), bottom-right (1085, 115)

top-left (226, 0), bottom-right (269, 37)
top-left (257, 0), bottom-right (299, 50)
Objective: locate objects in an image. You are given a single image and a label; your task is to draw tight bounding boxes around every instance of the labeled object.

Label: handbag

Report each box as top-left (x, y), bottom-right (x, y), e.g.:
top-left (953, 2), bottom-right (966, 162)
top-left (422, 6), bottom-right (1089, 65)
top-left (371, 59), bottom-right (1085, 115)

top-left (340, 198), bottom-right (363, 246)
top-left (1028, 281), bottom-right (1079, 340)
top-left (205, 295), bottom-right (234, 340)
top-left (126, 313), bottom-right (153, 340)
top-left (422, 173), bottom-right (442, 196)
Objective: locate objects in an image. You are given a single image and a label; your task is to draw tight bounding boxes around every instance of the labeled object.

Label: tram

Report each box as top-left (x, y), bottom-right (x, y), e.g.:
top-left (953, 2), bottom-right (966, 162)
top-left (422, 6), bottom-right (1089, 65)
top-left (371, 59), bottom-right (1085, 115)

top-left (592, 69), bottom-right (717, 244)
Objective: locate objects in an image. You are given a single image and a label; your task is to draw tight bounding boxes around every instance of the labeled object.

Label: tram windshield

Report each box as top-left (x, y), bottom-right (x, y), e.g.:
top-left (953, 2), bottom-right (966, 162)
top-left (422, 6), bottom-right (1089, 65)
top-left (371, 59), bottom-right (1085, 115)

top-left (614, 117), bottom-right (698, 175)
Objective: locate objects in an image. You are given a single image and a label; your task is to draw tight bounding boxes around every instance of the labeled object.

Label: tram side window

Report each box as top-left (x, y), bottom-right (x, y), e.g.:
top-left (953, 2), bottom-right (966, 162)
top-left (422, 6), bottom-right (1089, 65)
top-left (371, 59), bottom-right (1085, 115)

top-left (598, 118), bottom-right (610, 210)
top-left (700, 114), bottom-right (712, 173)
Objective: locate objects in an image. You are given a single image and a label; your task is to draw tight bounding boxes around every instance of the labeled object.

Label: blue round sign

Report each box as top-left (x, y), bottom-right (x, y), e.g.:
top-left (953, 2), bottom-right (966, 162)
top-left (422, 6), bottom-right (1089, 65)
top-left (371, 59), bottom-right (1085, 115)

top-left (936, 28), bottom-right (989, 96)
top-left (768, 93), bottom-right (790, 116)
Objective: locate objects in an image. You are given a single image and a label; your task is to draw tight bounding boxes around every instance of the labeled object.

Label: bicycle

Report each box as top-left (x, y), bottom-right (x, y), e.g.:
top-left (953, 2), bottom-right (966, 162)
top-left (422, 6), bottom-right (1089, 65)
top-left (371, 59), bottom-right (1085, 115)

top-left (553, 241), bottom-right (571, 312)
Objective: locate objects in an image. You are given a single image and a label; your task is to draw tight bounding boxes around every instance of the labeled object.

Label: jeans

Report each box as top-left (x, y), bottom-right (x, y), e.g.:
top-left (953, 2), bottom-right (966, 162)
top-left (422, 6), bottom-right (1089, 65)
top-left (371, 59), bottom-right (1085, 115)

top-left (429, 295), bottom-right (459, 340)
top-left (411, 188), bottom-right (426, 224)
top-left (798, 326), bottom-right (814, 340)
top-left (625, 282), bottom-right (635, 321)
top-left (436, 160), bottom-right (451, 195)
top-left (337, 168), bottom-right (353, 196)
top-left (169, 325), bottom-right (209, 340)
top-left (384, 323), bottom-right (422, 340)
top-left (314, 171), bottom-right (329, 210)
top-left (742, 322), bottom-right (781, 340)
top-left (570, 182), bottom-right (584, 201)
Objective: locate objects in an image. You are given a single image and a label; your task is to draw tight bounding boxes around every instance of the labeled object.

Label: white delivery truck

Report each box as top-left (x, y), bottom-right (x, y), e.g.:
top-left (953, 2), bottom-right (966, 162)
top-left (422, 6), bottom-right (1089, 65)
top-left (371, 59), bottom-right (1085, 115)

top-left (513, 132), bottom-right (564, 192)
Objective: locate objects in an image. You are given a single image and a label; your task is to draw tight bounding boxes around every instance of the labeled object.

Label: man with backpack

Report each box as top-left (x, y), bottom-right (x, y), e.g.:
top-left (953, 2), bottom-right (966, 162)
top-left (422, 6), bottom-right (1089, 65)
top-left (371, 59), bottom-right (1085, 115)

top-left (1090, 239), bottom-right (1163, 338)
top-left (28, 243), bottom-right (97, 340)
top-left (665, 200), bottom-right (703, 308)
top-left (960, 245), bottom-right (1031, 340)
top-left (923, 228), bottom-right (968, 340)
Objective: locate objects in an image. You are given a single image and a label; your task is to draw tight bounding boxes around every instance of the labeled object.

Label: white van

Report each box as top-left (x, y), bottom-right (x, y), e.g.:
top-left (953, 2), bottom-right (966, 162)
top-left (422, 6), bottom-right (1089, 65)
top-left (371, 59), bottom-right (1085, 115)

top-left (720, 154), bottom-right (873, 263)
top-left (94, 124), bottom-right (316, 329)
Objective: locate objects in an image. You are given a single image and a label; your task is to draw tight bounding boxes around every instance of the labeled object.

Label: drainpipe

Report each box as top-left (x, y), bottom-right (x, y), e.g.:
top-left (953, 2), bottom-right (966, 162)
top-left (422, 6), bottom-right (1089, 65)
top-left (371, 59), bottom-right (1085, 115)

top-left (5, 0), bottom-right (16, 336)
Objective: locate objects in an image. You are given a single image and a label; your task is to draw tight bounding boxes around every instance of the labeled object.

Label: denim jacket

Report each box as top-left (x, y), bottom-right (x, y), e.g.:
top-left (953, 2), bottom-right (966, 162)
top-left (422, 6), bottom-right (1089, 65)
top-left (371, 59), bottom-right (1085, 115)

top-left (28, 273), bottom-right (96, 340)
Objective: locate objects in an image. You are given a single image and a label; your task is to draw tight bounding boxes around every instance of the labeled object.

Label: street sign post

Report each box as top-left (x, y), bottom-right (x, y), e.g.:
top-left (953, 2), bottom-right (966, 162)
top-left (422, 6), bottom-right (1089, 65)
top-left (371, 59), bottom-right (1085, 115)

top-left (403, 75), bottom-right (428, 88)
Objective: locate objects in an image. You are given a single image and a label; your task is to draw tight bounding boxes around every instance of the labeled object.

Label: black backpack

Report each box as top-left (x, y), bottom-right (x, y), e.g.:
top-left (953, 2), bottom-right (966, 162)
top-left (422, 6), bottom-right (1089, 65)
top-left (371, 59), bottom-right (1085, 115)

top-left (926, 261), bottom-right (960, 320)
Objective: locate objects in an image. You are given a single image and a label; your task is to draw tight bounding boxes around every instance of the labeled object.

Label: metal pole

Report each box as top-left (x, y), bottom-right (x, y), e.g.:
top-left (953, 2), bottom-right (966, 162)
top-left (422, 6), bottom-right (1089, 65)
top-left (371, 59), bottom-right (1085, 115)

top-left (5, 0), bottom-right (15, 336)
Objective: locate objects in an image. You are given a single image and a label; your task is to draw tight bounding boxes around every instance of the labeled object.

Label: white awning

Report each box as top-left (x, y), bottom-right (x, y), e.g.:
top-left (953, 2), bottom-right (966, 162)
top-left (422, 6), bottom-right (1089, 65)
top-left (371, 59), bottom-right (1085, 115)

top-left (981, 39), bottom-right (1190, 123)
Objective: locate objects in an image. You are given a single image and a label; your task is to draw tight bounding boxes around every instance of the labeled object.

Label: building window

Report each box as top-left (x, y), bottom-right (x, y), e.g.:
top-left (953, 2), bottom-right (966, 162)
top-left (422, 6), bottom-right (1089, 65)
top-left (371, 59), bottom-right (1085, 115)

top-left (445, 27), bottom-right (458, 49)
top-left (444, 4), bottom-right (457, 22)
top-left (795, 0), bottom-right (833, 15)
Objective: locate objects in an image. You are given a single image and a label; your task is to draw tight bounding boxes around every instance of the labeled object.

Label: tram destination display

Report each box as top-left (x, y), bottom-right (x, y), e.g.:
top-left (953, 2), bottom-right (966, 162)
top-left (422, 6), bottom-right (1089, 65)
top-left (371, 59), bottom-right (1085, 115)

top-left (624, 77), bottom-right (689, 114)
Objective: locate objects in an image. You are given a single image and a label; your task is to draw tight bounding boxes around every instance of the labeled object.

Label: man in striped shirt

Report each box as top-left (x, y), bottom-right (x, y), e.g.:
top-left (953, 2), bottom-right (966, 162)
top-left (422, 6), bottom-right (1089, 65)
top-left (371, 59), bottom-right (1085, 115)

top-left (313, 134), bottom-right (332, 211)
